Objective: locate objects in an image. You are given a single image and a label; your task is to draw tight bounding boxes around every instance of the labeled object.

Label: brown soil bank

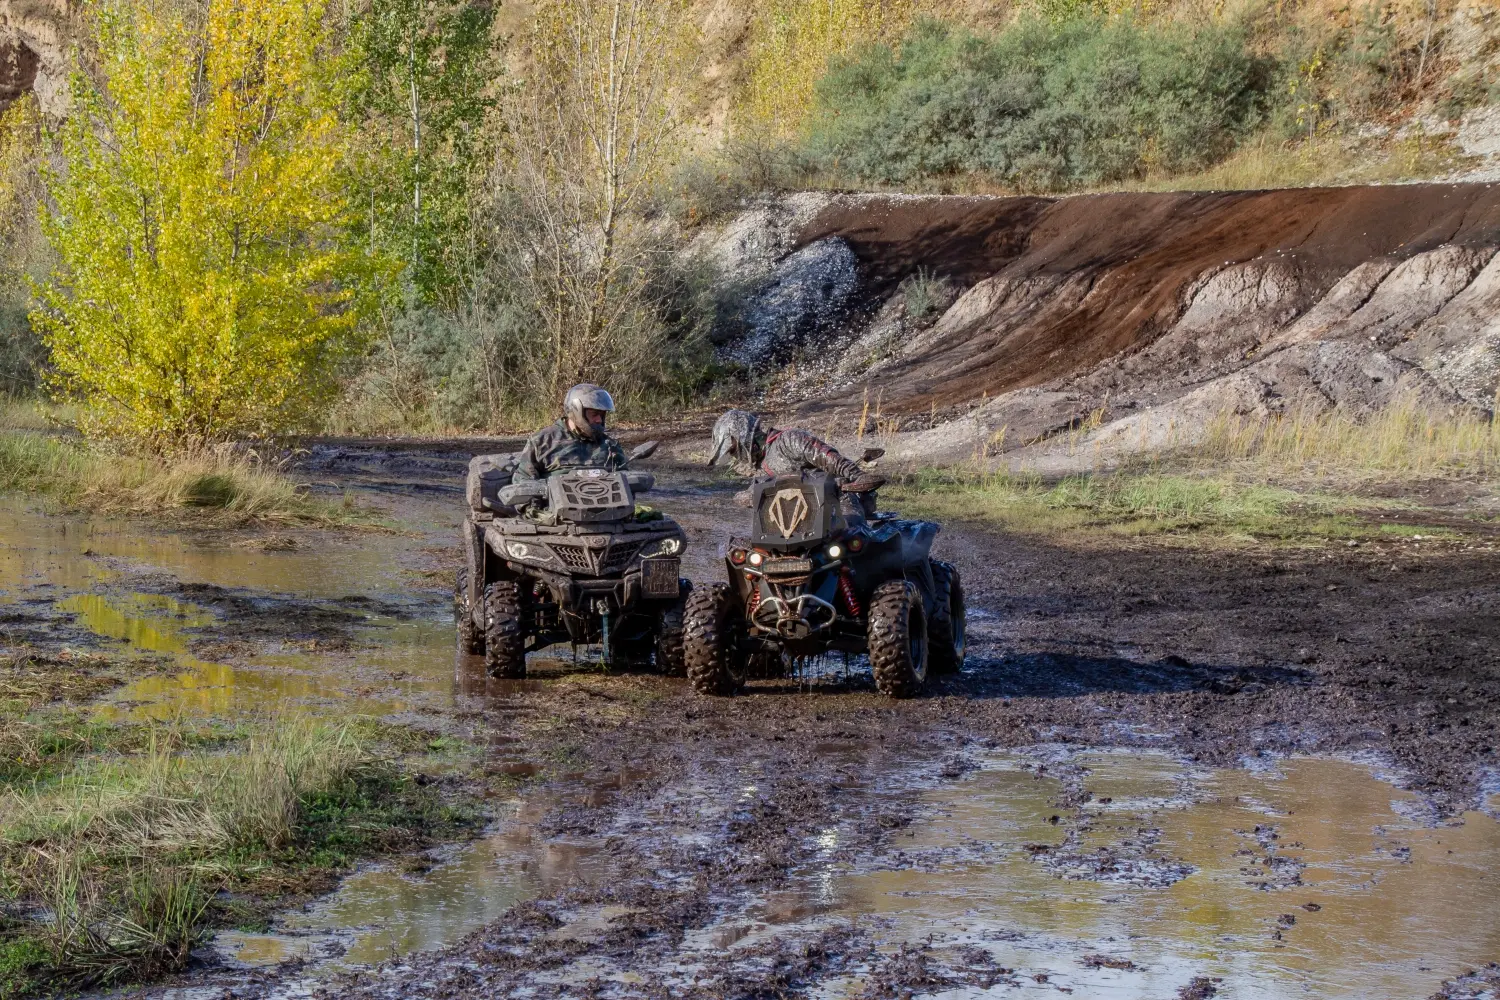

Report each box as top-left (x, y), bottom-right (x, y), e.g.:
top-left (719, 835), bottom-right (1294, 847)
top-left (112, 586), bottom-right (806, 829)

top-left (778, 186), bottom-right (1500, 463)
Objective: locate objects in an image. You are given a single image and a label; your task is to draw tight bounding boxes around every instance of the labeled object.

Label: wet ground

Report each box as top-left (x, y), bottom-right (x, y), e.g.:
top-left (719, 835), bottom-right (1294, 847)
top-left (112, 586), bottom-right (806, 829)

top-left (2, 440), bottom-right (1497, 999)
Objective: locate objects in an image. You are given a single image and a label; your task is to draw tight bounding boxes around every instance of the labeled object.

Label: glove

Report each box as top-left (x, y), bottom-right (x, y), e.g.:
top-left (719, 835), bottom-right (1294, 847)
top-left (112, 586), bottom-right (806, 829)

top-left (840, 473), bottom-right (886, 494)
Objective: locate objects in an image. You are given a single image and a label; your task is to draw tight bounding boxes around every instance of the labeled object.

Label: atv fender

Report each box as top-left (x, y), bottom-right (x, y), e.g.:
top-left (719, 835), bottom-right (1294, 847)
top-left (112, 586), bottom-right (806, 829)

top-left (464, 517), bottom-right (486, 626)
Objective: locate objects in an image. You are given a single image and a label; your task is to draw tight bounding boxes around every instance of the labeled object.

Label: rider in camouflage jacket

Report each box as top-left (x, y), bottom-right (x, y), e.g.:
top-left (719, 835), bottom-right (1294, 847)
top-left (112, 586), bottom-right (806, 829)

top-left (514, 384), bottom-right (629, 483)
top-left (513, 419), bottom-right (629, 482)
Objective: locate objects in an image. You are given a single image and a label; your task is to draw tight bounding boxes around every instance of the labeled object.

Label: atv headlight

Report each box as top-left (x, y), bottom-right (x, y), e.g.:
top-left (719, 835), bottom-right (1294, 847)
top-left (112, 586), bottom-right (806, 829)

top-left (506, 541), bottom-right (536, 560)
top-left (651, 537), bottom-right (683, 556)
top-left (748, 551), bottom-right (764, 567)
top-left (827, 544), bottom-right (843, 559)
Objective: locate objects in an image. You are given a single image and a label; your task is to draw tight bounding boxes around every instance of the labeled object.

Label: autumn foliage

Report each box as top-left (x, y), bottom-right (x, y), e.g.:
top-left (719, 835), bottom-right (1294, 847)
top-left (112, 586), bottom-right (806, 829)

top-left (31, 0), bottom-right (380, 446)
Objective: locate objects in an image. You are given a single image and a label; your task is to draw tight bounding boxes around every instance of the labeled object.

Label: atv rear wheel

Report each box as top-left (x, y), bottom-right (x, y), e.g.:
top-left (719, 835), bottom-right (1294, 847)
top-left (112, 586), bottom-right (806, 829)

top-left (928, 560), bottom-right (966, 675)
top-left (655, 579), bottom-right (691, 677)
top-left (684, 583), bottom-right (746, 696)
top-left (483, 579), bottom-right (527, 678)
top-left (868, 579), bottom-right (928, 698)
top-left (454, 567), bottom-right (484, 655)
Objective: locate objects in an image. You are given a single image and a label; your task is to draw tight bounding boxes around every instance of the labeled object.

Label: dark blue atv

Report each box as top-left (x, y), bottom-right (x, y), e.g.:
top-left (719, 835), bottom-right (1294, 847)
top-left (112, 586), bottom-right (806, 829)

top-left (681, 472), bottom-right (965, 698)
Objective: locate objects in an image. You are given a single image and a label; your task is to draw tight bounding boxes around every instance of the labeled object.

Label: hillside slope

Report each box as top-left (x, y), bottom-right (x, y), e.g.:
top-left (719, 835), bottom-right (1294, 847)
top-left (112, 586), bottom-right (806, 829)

top-left (698, 185), bottom-right (1500, 469)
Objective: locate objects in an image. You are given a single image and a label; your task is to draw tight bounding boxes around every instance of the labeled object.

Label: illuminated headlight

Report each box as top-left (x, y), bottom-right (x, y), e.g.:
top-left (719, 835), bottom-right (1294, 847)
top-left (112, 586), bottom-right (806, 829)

top-left (748, 551), bottom-right (764, 567)
top-left (505, 541), bottom-right (532, 559)
top-left (827, 544), bottom-right (843, 559)
top-left (654, 537), bottom-right (683, 556)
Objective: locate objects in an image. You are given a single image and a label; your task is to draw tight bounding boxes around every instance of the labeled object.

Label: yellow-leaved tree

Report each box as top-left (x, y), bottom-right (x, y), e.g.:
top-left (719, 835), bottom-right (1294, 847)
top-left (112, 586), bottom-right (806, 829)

top-left (32, 0), bottom-right (379, 446)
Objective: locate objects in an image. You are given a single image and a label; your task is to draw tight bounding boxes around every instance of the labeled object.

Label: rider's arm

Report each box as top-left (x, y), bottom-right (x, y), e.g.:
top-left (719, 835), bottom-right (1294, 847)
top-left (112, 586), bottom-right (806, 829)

top-left (513, 435), bottom-right (548, 483)
top-left (780, 429), bottom-right (862, 481)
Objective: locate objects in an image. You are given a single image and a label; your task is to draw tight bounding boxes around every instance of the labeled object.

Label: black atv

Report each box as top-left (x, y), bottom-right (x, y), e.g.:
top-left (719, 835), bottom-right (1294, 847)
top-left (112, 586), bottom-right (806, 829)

top-left (682, 471), bottom-right (964, 698)
top-left (455, 443), bottom-right (690, 677)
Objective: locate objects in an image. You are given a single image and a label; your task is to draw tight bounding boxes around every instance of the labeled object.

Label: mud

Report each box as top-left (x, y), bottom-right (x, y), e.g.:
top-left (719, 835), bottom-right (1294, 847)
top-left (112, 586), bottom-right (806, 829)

top-left (2, 444), bottom-right (1495, 999)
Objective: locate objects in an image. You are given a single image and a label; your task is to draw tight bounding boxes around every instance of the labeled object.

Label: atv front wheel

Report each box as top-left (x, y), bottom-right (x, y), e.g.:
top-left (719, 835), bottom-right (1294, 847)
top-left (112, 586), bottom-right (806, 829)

top-left (868, 579), bottom-right (929, 698)
top-left (483, 580), bottom-right (527, 678)
top-left (928, 560), bottom-right (966, 675)
top-left (655, 579), bottom-right (691, 677)
top-left (454, 567), bottom-right (485, 655)
top-left (683, 583), bottom-right (746, 696)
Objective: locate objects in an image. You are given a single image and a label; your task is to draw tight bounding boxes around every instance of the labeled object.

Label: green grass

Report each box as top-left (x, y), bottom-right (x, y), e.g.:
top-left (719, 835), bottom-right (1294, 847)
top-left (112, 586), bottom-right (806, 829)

top-left (887, 469), bottom-right (1409, 542)
top-left (0, 429), bottom-right (372, 527)
top-left (1376, 523), bottom-right (1461, 538)
top-left (889, 401), bottom-right (1500, 544)
top-left (0, 654), bottom-right (483, 994)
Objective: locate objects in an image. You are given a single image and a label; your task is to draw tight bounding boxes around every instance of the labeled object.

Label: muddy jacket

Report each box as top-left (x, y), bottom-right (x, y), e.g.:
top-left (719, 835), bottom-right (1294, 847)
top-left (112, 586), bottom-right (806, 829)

top-left (514, 419), bottom-right (629, 483)
top-left (757, 427), bottom-right (862, 482)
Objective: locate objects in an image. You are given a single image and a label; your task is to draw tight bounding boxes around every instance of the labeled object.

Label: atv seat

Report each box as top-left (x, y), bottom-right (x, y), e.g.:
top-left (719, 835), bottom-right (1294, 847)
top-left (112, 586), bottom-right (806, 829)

top-left (466, 452), bottom-right (520, 514)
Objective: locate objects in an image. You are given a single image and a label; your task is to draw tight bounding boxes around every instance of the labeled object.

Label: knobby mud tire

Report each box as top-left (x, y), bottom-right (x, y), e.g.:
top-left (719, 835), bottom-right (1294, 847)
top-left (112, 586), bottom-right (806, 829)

top-left (683, 583), bottom-right (746, 696)
top-left (655, 579), bottom-right (691, 677)
top-left (454, 567), bottom-right (484, 655)
top-left (928, 559), bottom-right (966, 675)
top-left (868, 579), bottom-right (929, 698)
top-left (483, 580), bottom-right (527, 679)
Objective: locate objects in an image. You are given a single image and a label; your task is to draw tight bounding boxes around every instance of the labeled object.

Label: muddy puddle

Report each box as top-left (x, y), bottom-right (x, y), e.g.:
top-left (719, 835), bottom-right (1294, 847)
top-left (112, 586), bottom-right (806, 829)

top-left (0, 497), bottom-right (633, 982)
top-left (776, 750), bottom-right (1500, 998)
top-left (0, 499), bottom-right (455, 719)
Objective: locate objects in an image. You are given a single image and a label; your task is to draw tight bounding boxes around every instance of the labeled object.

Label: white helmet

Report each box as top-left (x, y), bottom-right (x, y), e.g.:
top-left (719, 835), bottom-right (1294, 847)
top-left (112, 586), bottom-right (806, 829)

top-left (563, 383), bottom-right (615, 443)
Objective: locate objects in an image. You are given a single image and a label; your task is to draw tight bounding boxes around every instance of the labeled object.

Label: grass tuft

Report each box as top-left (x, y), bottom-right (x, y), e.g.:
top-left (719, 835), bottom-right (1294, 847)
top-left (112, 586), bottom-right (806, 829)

top-left (0, 429), bottom-right (370, 526)
top-left (0, 655), bottom-right (481, 993)
top-left (0, 714), bottom-right (476, 991)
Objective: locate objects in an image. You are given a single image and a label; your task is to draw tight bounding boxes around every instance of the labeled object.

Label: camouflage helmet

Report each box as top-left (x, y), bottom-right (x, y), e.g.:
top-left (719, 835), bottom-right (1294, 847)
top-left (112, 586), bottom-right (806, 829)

top-left (707, 409), bottom-right (761, 467)
top-left (563, 383), bottom-right (614, 443)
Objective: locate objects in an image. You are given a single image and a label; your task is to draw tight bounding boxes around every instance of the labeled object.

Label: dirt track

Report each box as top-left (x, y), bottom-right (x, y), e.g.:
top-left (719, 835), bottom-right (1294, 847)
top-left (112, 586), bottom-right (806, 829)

top-left (134, 443), bottom-right (1500, 1000)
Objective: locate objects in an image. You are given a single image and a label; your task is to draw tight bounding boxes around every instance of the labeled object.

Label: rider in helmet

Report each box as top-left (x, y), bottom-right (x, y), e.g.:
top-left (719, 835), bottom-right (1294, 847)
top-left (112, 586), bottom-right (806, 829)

top-left (706, 409), bottom-right (884, 518)
top-left (514, 383), bottom-right (630, 483)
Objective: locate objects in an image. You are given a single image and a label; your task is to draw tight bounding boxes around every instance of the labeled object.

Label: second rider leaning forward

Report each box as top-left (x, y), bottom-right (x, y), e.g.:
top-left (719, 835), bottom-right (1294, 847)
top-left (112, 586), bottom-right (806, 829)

top-left (706, 409), bottom-right (885, 519)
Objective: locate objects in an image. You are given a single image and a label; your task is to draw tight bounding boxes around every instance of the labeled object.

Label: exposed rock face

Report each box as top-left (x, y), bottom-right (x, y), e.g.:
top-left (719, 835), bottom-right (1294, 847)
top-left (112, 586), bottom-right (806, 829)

top-left (695, 185), bottom-right (1500, 468)
top-left (0, 0), bottom-right (70, 115)
top-left (721, 236), bottom-right (858, 367)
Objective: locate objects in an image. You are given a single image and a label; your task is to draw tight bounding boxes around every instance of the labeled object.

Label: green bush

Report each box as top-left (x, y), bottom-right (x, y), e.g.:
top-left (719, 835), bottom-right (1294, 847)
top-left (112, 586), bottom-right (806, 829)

top-left (805, 17), bottom-right (1272, 188)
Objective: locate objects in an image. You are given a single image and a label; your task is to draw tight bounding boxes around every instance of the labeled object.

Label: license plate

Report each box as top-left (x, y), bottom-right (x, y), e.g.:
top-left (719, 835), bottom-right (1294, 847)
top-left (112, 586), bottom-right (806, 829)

top-left (762, 557), bottom-right (813, 576)
top-left (641, 557), bottom-right (680, 598)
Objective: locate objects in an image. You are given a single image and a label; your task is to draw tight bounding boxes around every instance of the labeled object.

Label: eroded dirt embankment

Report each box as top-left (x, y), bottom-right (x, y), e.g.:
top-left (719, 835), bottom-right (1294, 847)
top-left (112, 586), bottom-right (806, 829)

top-left (720, 186), bottom-right (1500, 467)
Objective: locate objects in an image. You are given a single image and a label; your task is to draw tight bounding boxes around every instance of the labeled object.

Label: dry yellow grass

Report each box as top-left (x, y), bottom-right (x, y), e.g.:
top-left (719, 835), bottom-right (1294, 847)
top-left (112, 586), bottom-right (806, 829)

top-left (1192, 401), bottom-right (1500, 481)
top-left (1117, 131), bottom-right (1476, 193)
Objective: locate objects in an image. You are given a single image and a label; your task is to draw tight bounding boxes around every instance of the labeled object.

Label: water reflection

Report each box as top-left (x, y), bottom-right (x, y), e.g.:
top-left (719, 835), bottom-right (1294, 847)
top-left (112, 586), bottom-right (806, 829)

top-left (815, 752), bottom-right (1500, 998)
top-left (217, 799), bottom-right (614, 970)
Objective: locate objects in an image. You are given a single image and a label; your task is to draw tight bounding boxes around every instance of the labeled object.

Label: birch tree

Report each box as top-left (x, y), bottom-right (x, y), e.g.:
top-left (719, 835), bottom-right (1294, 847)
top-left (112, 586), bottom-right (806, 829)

top-left (492, 0), bottom-right (696, 406)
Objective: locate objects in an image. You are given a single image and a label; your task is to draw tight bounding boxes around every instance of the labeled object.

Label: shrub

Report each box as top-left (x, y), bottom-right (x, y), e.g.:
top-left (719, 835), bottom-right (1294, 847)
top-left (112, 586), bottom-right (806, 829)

top-left (806, 17), bottom-right (1272, 189)
top-left (31, 0), bottom-right (384, 448)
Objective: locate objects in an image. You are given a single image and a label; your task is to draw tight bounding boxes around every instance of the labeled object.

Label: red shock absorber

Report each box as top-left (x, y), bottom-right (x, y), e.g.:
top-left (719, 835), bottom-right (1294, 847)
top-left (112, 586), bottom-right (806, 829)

top-left (748, 586), bottom-right (761, 616)
top-left (838, 567), bottom-right (861, 616)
